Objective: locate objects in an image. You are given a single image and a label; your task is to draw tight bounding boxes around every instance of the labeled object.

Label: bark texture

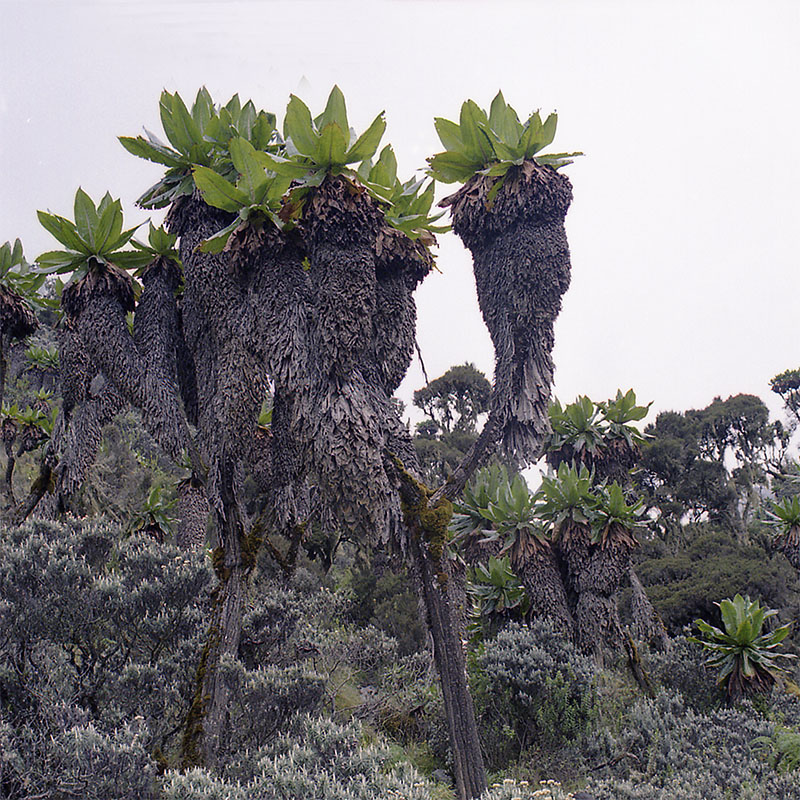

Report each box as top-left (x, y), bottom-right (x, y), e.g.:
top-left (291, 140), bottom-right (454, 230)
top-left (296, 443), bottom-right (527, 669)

top-left (444, 163), bottom-right (572, 466)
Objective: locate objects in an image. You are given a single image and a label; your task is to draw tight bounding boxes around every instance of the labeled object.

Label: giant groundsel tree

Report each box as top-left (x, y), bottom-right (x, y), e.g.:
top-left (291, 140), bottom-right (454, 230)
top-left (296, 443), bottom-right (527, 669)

top-left (26, 87), bottom-right (580, 800)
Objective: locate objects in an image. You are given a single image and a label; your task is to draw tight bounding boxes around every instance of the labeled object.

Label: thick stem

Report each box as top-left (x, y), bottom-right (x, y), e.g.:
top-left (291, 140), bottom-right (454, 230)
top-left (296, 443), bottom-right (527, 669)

top-left (183, 459), bottom-right (248, 767)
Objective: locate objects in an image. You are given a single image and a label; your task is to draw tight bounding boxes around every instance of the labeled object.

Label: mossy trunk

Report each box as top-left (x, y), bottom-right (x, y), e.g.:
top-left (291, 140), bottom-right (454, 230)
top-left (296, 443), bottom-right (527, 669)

top-left (169, 195), bottom-right (278, 768)
top-left (394, 462), bottom-right (487, 800)
top-left (183, 460), bottom-right (249, 767)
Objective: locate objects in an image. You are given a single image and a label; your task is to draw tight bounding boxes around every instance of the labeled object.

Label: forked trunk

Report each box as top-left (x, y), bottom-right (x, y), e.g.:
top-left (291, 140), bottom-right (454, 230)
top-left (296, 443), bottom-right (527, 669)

top-left (169, 195), bottom-right (281, 768)
top-left (515, 545), bottom-right (574, 638)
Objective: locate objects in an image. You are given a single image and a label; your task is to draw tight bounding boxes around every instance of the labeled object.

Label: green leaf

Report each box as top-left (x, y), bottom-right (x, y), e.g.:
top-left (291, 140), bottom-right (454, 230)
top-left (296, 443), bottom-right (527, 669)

top-left (11, 238), bottom-right (23, 266)
top-left (251, 112), bottom-right (276, 150)
top-left (317, 85), bottom-right (349, 141)
top-left (111, 250), bottom-right (155, 270)
top-left (489, 91), bottom-right (522, 147)
top-left (459, 100), bottom-right (494, 164)
top-left (317, 122), bottom-right (348, 168)
top-left (192, 86), bottom-right (214, 132)
top-left (284, 95), bottom-right (318, 156)
top-left (197, 218), bottom-right (243, 253)
top-left (93, 197), bottom-right (123, 253)
top-left (434, 117), bottom-right (464, 152)
top-left (161, 91), bottom-right (203, 155)
top-left (193, 166), bottom-right (248, 212)
top-left (540, 112), bottom-right (558, 150)
top-left (36, 211), bottom-right (90, 254)
top-left (427, 151), bottom-right (480, 183)
top-left (73, 188), bottom-right (98, 247)
top-left (35, 250), bottom-right (89, 273)
top-left (370, 144), bottom-right (398, 188)
top-left (229, 137), bottom-right (266, 203)
top-left (260, 152), bottom-right (313, 180)
top-left (520, 111), bottom-right (545, 157)
top-left (118, 135), bottom-right (183, 168)
top-left (345, 111), bottom-right (386, 163)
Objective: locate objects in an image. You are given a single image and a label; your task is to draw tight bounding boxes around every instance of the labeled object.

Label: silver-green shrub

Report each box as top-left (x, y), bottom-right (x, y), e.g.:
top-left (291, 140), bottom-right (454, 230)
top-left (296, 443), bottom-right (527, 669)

top-left (585, 690), bottom-right (800, 799)
top-left (161, 714), bottom-right (438, 800)
top-left (475, 618), bottom-right (600, 759)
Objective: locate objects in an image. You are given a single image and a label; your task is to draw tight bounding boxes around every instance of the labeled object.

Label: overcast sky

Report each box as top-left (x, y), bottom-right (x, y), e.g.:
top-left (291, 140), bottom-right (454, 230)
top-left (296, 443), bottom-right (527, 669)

top-left (2, 0), bottom-right (799, 426)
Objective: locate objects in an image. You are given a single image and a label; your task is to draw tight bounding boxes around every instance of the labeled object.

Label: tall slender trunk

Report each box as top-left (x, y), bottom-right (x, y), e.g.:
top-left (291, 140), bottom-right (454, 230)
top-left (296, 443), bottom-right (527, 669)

top-left (393, 460), bottom-right (487, 800)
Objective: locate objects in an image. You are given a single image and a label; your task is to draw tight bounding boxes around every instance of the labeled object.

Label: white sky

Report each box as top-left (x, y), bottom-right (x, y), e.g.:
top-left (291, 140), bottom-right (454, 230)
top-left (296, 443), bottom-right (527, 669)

top-left (1, 0), bottom-right (799, 427)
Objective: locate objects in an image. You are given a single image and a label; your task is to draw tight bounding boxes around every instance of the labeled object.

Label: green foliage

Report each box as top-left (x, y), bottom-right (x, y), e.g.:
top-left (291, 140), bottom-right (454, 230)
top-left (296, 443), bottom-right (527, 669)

top-left (600, 388), bottom-right (651, 448)
top-left (535, 462), bottom-right (597, 535)
top-left (752, 725), bottom-right (800, 773)
top-left (1, 398), bottom-right (56, 438)
top-left (128, 223), bottom-right (181, 272)
top-left (261, 86), bottom-right (387, 219)
top-left (772, 367), bottom-right (800, 423)
top-left (585, 690), bottom-right (800, 799)
top-left (767, 496), bottom-right (800, 562)
top-left (356, 145), bottom-right (449, 242)
top-left (412, 363), bottom-right (491, 484)
top-left (344, 563), bottom-right (425, 657)
top-left (193, 136), bottom-right (293, 252)
top-left (689, 594), bottom-right (796, 702)
top-left (427, 91), bottom-right (581, 187)
top-left (269, 86), bottom-right (385, 177)
top-left (548, 390), bottom-right (650, 458)
top-left (548, 396), bottom-right (605, 456)
top-left (590, 483), bottom-right (644, 546)
top-left (474, 619), bottom-right (599, 767)
top-left (451, 465), bottom-right (546, 555)
top-left (25, 343), bottom-right (59, 370)
top-left (0, 238), bottom-right (47, 300)
top-left (414, 362), bottom-right (491, 435)
top-left (0, 518), bottom-right (211, 792)
top-left (120, 87), bottom-right (278, 208)
top-left (468, 555), bottom-right (530, 627)
top-left (769, 495), bottom-right (800, 529)
top-left (130, 484), bottom-right (177, 540)
top-left (36, 189), bottom-right (150, 280)
top-left (643, 635), bottom-right (722, 712)
top-left (635, 528), bottom-right (797, 632)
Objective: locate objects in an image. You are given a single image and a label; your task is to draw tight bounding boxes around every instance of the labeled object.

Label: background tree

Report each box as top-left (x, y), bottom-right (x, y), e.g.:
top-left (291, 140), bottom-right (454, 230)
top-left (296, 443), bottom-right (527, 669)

top-left (638, 394), bottom-right (782, 542)
top-left (412, 362), bottom-right (491, 484)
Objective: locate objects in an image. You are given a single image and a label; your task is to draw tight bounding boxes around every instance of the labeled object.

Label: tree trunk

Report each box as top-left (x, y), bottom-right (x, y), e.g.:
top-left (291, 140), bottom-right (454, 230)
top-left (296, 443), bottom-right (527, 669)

top-left (183, 459), bottom-right (248, 767)
top-left (175, 478), bottom-right (209, 551)
top-left (629, 567), bottom-right (671, 650)
top-left (515, 546), bottom-right (574, 639)
top-left (393, 461), bottom-right (487, 800)
top-left (443, 162), bottom-right (573, 466)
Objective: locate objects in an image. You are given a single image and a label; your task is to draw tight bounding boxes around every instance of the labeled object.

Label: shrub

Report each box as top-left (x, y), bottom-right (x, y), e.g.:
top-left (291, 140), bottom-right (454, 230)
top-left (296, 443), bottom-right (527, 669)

top-left (474, 619), bottom-right (599, 766)
top-left (634, 529), bottom-right (797, 632)
top-left (0, 518), bottom-right (210, 787)
top-left (643, 635), bottom-right (721, 712)
top-left (584, 690), bottom-right (800, 799)
top-left (165, 715), bottom-right (438, 800)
